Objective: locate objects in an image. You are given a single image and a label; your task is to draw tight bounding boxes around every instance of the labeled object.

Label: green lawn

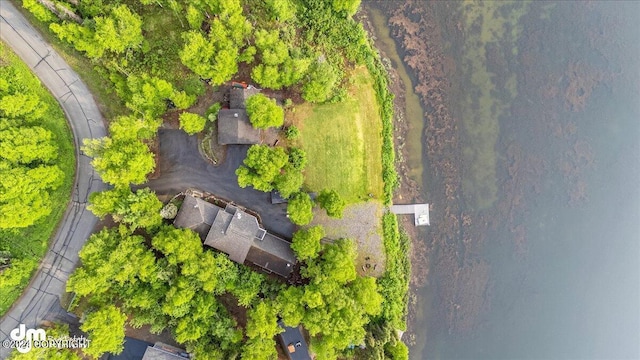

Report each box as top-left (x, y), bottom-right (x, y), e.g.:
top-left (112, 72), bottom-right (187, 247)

top-left (290, 66), bottom-right (384, 203)
top-left (0, 41), bottom-right (75, 315)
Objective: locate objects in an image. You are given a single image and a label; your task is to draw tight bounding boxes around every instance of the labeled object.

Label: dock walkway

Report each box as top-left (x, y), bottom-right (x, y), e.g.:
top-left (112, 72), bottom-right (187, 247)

top-left (390, 204), bottom-right (430, 226)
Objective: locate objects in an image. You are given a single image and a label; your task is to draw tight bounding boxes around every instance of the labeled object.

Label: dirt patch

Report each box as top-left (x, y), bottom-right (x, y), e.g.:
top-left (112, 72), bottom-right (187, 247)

top-left (310, 202), bottom-right (386, 278)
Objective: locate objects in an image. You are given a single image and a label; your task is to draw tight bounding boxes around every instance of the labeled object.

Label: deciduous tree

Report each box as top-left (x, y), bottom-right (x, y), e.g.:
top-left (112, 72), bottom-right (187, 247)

top-left (108, 115), bottom-right (160, 141)
top-left (274, 166), bottom-right (304, 199)
top-left (287, 192), bottom-right (314, 225)
top-left (0, 126), bottom-right (57, 165)
top-left (317, 189), bottom-right (346, 218)
top-left (236, 145), bottom-right (288, 192)
top-left (81, 305), bottom-right (127, 358)
top-left (303, 62), bottom-right (340, 103)
top-left (0, 165), bottom-right (63, 228)
top-left (291, 225), bottom-right (325, 261)
top-left (179, 112), bottom-right (207, 135)
top-left (88, 188), bottom-right (163, 231)
top-left (94, 5), bottom-right (144, 54)
top-left (245, 94), bottom-right (284, 129)
top-left (82, 137), bottom-right (155, 187)
top-left (287, 147), bottom-right (307, 170)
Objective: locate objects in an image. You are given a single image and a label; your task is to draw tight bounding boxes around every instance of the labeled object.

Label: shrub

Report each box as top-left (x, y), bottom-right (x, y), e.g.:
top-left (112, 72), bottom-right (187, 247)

top-left (287, 147), bottom-right (307, 170)
top-left (284, 125), bottom-right (300, 140)
top-left (179, 112), bottom-right (207, 135)
top-left (206, 103), bottom-right (222, 122)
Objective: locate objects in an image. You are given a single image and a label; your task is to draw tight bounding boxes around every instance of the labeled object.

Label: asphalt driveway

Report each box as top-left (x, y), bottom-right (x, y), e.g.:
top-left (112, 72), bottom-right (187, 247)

top-left (146, 129), bottom-right (295, 238)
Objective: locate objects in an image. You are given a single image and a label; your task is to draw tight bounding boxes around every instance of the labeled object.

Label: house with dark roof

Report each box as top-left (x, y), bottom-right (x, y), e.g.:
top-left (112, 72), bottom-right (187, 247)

top-left (141, 342), bottom-right (189, 360)
top-left (230, 86), bottom-right (259, 109)
top-left (217, 86), bottom-right (263, 145)
top-left (204, 203), bottom-right (266, 264)
top-left (108, 340), bottom-right (188, 360)
top-left (217, 109), bottom-right (261, 145)
top-left (278, 321), bottom-right (311, 360)
top-left (174, 194), bottom-right (297, 278)
top-left (173, 194), bottom-right (220, 240)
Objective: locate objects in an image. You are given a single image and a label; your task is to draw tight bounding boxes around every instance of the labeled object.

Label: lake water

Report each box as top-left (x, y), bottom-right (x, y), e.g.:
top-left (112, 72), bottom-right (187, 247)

top-left (369, 1), bottom-right (640, 359)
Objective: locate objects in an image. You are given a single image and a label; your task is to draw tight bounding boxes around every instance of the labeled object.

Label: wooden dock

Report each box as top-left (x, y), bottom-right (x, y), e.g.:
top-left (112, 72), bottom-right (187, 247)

top-left (390, 204), bottom-right (430, 226)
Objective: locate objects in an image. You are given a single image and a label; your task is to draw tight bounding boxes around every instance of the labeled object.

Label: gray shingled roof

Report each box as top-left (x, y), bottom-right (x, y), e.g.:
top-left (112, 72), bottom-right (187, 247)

top-left (204, 204), bottom-right (264, 263)
top-left (175, 194), bottom-right (300, 278)
top-left (173, 195), bottom-right (220, 240)
top-left (246, 233), bottom-right (296, 277)
top-left (230, 87), bottom-right (260, 109)
top-left (217, 109), bottom-right (261, 145)
top-left (141, 343), bottom-right (188, 360)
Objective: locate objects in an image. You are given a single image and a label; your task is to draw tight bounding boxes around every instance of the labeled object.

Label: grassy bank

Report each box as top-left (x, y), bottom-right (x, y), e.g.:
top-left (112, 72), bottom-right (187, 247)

top-left (0, 41), bottom-right (75, 315)
top-left (289, 66), bottom-right (384, 203)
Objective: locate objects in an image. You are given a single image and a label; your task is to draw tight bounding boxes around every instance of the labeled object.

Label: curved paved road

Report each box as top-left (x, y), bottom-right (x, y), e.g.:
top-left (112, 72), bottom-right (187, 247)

top-left (0, 1), bottom-right (106, 356)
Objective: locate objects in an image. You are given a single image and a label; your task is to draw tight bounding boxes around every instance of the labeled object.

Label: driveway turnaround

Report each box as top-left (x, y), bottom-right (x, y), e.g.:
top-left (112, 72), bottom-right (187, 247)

top-left (146, 129), bottom-right (296, 238)
top-left (0, 2), bottom-right (106, 357)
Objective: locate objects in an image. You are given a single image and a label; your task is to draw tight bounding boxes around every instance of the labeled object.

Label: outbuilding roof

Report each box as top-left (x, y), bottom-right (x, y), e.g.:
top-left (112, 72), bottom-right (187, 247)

top-left (277, 321), bottom-right (311, 360)
top-left (230, 87), bottom-right (260, 109)
top-left (217, 109), bottom-right (261, 145)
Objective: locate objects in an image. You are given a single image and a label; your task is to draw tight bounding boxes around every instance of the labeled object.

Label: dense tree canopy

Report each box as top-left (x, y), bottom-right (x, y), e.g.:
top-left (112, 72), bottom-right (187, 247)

top-left (0, 67), bottom-right (66, 229)
top-left (273, 166), bottom-right (304, 199)
top-left (94, 5), bottom-right (144, 54)
top-left (81, 305), bottom-right (127, 358)
top-left (82, 137), bottom-right (155, 187)
top-left (0, 123), bottom-right (55, 161)
top-left (296, 238), bottom-right (383, 358)
top-left (0, 166), bottom-right (63, 229)
top-left (50, 4), bottom-right (143, 59)
top-left (88, 188), bottom-right (163, 231)
top-left (180, 1), bottom-right (252, 86)
top-left (243, 301), bottom-right (282, 360)
top-left (250, 28), bottom-right (311, 90)
top-left (332, 0), bottom-right (362, 16)
top-left (246, 94), bottom-right (284, 129)
top-left (108, 115), bottom-right (160, 141)
top-left (303, 61), bottom-right (341, 103)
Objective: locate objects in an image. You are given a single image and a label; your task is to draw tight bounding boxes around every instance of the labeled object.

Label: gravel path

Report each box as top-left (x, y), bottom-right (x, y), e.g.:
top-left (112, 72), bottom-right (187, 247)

top-left (311, 202), bottom-right (386, 277)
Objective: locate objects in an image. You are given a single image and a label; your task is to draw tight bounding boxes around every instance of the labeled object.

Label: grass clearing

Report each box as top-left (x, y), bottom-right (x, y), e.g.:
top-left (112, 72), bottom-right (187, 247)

top-left (0, 41), bottom-right (75, 315)
top-left (289, 66), bottom-right (384, 203)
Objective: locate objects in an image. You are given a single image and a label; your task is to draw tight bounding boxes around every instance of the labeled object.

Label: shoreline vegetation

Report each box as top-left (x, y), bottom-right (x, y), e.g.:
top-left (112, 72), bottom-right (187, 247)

top-left (12, 0), bottom-right (411, 358)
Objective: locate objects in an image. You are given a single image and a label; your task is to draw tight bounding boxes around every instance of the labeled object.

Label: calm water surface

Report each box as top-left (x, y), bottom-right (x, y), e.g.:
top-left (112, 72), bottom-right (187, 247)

top-left (376, 1), bottom-right (640, 359)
